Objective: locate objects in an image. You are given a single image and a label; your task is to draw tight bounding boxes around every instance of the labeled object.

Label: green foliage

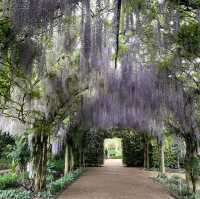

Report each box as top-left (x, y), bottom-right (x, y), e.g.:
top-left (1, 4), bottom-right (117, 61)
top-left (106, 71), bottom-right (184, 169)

top-left (164, 136), bottom-right (183, 168)
top-left (122, 132), bottom-right (183, 169)
top-left (111, 35), bottom-right (129, 60)
top-left (0, 190), bottom-right (31, 199)
top-left (104, 138), bottom-right (122, 159)
top-left (47, 159), bottom-right (65, 174)
top-left (124, 0), bottom-right (145, 10)
top-left (49, 169), bottom-right (82, 193)
top-left (0, 169), bottom-right (83, 199)
top-left (69, 50), bottom-right (80, 69)
top-left (40, 35), bottom-right (53, 49)
top-left (177, 21), bottom-right (200, 58)
top-left (155, 175), bottom-right (200, 199)
top-left (143, 24), bottom-right (157, 57)
top-left (0, 159), bottom-right (12, 170)
top-left (186, 192), bottom-right (200, 199)
top-left (0, 174), bottom-right (18, 189)
top-left (0, 132), bottom-right (15, 159)
top-left (122, 131), bottom-right (144, 167)
top-left (10, 135), bottom-right (30, 171)
top-left (157, 54), bottom-right (175, 71)
top-left (29, 89), bottom-right (42, 99)
top-left (185, 156), bottom-right (200, 178)
top-left (0, 132), bottom-right (14, 169)
top-left (38, 169), bottom-right (83, 198)
top-left (169, 0), bottom-right (200, 9)
top-left (117, 35), bottom-right (129, 58)
top-left (84, 131), bottom-right (104, 167)
top-left (37, 191), bottom-right (51, 198)
top-left (0, 17), bottom-right (13, 53)
top-left (150, 140), bottom-right (160, 168)
top-left (0, 64), bottom-right (11, 101)
top-left (150, 135), bottom-right (184, 169)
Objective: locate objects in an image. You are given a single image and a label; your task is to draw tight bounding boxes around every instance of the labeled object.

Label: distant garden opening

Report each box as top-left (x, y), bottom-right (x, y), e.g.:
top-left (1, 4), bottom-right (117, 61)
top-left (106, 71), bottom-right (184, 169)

top-left (104, 138), bottom-right (122, 162)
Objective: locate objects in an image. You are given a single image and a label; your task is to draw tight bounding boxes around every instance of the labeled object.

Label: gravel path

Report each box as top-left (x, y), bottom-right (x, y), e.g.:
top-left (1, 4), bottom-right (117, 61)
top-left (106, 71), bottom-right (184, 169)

top-left (58, 159), bottom-right (173, 199)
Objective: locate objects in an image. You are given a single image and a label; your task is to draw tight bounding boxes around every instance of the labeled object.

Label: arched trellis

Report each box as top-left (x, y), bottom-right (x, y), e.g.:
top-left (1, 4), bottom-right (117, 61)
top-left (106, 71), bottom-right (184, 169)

top-left (0, 0), bottom-right (199, 193)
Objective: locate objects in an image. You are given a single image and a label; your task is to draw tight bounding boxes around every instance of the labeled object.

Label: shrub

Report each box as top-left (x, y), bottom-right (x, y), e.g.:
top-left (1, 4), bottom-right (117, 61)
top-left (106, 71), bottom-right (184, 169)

top-left (37, 169), bottom-right (83, 198)
top-left (0, 169), bottom-right (83, 199)
top-left (185, 157), bottom-right (200, 178)
top-left (37, 190), bottom-right (52, 199)
top-left (47, 169), bottom-right (82, 194)
top-left (155, 175), bottom-right (168, 184)
top-left (10, 135), bottom-right (30, 172)
top-left (0, 132), bottom-right (15, 160)
top-left (0, 174), bottom-right (18, 189)
top-left (150, 135), bottom-right (185, 169)
top-left (185, 192), bottom-right (200, 199)
top-left (168, 175), bottom-right (182, 185)
top-left (47, 159), bottom-right (64, 174)
top-left (46, 174), bottom-right (54, 184)
top-left (0, 159), bottom-right (12, 170)
top-left (122, 132), bottom-right (144, 167)
top-left (155, 175), bottom-right (200, 199)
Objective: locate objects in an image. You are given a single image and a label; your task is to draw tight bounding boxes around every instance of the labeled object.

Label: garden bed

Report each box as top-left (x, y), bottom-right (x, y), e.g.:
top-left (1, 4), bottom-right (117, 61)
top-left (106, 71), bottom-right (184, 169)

top-left (0, 169), bottom-right (84, 199)
top-left (154, 175), bottom-right (200, 199)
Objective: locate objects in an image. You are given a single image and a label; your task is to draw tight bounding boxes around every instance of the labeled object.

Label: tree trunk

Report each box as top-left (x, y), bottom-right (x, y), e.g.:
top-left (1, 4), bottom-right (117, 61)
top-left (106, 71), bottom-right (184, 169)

top-left (114, 0), bottom-right (122, 69)
top-left (32, 132), bottom-right (48, 192)
top-left (27, 161), bottom-right (34, 179)
top-left (185, 170), bottom-right (191, 191)
top-left (144, 136), bottom-right (150, 169)
top-left (177, 155), bottom-right (180, 169)
top-left (144, 142), bottom-right (147, 169)
top-left (82, 152), bottom-right (85, 168)
top-left (146, 141), bottom-right (150, 169)
top-left (79, 149), bottom-right (83, 168)
top-left (184, 135), bottom-right (198, 193)
top-left (160, 139), bottom-right (165, 176)
top-left (69, 146), bottom-right (74, 171)
top-left (64, 144), bottom-right (69, 175)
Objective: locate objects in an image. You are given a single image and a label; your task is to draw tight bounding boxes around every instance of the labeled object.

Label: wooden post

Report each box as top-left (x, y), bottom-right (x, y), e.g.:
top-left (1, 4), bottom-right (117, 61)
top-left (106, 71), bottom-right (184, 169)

top-left (160, 139), bottom-right (165, 176)
top-left (64, 144), bottom-right (69, 175)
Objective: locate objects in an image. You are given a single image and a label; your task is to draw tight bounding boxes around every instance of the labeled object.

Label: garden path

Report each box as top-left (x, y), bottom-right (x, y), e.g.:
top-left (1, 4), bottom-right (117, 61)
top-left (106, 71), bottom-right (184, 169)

top-left (58, 159), bottom-right (173, 199)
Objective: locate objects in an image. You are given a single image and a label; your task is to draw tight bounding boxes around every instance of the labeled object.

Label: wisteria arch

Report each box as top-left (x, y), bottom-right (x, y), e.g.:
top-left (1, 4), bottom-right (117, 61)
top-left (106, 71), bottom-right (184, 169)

top-left (0, 0), bottom-right (199, 193)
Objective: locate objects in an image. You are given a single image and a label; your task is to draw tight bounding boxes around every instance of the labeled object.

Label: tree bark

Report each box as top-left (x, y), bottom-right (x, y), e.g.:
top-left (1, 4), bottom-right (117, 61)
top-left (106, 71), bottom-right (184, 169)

top-left (184, 135), bottom-right (198, 193)
top-left (32, 132), bottom-right (48, 192)
top-left (160, 139), bottom-right (165, 176)
top-left (114, 0), bottom-right (122, 69)
top-left (27, 161), bottom-right (34, 179)
top-left (82, 152), bottom-right (85, 168)
top-left (69, 145), bottom-right (74, 171)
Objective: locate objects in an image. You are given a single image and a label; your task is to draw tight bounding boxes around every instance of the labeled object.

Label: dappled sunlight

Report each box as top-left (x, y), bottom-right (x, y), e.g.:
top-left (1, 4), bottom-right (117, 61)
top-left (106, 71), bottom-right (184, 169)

top-left (104, 159), bottom-right (123, 167)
